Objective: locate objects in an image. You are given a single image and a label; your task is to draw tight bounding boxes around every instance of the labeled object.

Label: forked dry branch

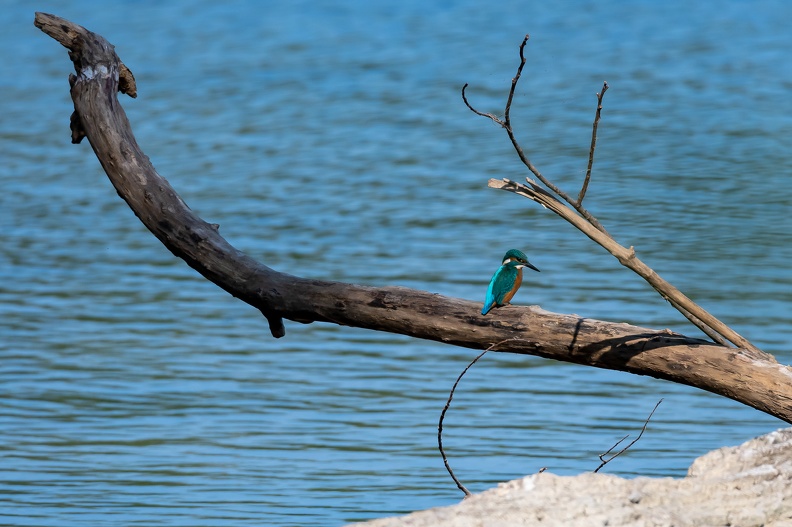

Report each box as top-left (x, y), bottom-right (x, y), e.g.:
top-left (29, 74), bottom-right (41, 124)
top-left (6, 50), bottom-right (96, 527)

top-left (464, 35), bottom-right (762, 356)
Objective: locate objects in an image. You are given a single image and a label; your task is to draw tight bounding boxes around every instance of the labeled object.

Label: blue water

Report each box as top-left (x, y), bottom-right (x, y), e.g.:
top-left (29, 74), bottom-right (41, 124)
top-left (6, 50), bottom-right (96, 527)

top-left (2, 1), bottom-right (791, 525)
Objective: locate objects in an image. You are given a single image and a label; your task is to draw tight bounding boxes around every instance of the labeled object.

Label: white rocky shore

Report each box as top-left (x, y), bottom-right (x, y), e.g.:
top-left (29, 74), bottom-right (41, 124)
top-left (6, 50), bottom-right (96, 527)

top-left (348, 428), bottom-right (792, 527)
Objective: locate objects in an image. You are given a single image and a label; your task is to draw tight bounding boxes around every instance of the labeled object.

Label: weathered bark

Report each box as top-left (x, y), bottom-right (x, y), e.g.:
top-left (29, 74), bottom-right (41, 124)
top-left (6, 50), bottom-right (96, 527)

top-left (34, 12), bottom-right (792, 424)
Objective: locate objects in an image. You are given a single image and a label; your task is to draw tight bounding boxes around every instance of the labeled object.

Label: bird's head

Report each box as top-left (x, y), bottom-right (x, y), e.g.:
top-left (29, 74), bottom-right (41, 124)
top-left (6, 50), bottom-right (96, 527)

top-left (502, 249), bottom-right (540, 273)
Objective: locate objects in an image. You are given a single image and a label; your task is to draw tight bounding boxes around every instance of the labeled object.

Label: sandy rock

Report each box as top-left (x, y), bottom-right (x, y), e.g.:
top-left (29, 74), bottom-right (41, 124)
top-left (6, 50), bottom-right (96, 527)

top-left (348, 428), bottom-right (792, 527)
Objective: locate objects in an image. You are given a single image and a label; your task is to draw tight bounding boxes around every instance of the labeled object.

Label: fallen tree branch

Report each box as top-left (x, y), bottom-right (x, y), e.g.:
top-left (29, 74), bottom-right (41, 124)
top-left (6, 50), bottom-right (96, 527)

top-left (34, 13), bottom-right (792, 425)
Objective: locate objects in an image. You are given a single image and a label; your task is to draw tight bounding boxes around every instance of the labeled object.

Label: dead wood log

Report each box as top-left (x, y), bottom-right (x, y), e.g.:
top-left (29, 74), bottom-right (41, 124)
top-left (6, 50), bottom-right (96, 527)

top-left (34, 12), bottom-right (792, 424)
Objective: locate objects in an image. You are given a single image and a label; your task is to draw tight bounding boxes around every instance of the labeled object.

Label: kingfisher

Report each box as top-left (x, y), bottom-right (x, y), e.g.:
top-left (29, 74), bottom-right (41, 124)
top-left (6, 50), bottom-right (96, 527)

top-left (481, 249), bottom-right (540, 315)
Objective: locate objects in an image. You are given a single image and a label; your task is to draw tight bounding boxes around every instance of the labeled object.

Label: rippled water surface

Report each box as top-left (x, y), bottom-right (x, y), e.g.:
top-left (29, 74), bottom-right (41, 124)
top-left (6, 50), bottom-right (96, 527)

top-left (2, 1), bottom-right (792, 525)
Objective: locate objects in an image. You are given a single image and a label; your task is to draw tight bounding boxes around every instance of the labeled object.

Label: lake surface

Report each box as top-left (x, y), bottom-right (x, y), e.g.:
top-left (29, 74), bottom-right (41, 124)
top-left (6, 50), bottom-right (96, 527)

top-left (2, 1), bottom-right (791, 525)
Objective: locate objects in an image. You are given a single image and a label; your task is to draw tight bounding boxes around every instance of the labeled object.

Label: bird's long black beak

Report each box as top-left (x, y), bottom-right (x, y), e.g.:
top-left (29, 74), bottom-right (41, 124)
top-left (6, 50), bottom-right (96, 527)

top-left (526, 262), bottom-right (540, 272)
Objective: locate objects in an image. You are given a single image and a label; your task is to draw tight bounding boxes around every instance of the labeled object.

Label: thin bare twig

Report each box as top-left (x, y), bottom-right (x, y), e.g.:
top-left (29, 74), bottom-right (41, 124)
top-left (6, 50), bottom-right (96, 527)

top-left (439, 339), bottom-right (520, 498)
top-left (578, 81), bottom-right (609, 206)
top-left (438, 350), bottom-right (487, 498)
top-left (594, 399), bottom-right (663, 473)
top-left (462, 35), bottom-right (608, 234)
top-left (460, 37), bottom-right (563, 198)
top-left (501, 37), bottom-right (575, 206)
top-left (461, 83), bottom-right (504, 127)
top-left (502, 36), bottom-right (530, 134)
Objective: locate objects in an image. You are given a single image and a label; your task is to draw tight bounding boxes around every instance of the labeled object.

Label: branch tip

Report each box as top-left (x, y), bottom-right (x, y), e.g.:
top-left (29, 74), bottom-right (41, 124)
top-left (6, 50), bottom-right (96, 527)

top-left (594, 399), bottom-right (663, 473)
top-left (519, 35), bottom-right (530, 61)
top-left (461, 82), bottom-right (505, 127)
top-left (578, 80), bottom-right (609, 206)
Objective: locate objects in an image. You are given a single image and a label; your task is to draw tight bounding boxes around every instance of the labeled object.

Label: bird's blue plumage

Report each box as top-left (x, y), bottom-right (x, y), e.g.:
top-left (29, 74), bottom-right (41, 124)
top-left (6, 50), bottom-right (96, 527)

top-left (482, 261), bottom-right (523, 315)
top-left (481, 249), bottom-right (540, 315)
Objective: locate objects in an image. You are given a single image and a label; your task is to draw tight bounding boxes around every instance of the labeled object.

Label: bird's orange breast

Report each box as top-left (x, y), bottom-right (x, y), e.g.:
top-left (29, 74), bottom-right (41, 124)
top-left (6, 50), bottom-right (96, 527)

top-left (501, 268), bottom-right (523, 304)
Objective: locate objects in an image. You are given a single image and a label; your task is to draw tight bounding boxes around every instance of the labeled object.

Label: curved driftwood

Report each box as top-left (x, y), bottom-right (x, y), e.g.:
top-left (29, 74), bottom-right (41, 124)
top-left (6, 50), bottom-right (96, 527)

top-left (34, 12), bottom-right (792, 424)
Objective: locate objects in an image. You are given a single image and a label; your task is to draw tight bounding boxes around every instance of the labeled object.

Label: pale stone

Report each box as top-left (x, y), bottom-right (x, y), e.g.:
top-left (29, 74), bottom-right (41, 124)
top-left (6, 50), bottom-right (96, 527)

top-left (348, 428), bottom-right (792, 527)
